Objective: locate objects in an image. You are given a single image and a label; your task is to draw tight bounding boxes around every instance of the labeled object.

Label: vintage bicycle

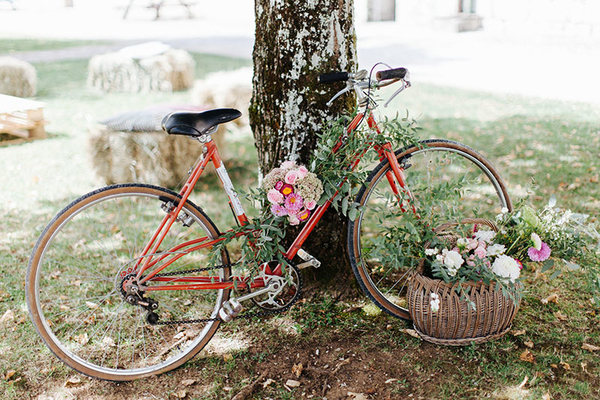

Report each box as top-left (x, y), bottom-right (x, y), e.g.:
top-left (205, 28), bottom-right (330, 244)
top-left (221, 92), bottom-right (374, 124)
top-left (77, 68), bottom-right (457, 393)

top-left (26, 66), bottom-right (511, 380)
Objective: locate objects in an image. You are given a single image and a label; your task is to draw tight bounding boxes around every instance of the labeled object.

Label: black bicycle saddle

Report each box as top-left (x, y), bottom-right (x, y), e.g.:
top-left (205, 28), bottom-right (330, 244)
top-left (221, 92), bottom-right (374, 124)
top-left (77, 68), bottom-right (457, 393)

top-left (162, 108), bottom-right (242, 137)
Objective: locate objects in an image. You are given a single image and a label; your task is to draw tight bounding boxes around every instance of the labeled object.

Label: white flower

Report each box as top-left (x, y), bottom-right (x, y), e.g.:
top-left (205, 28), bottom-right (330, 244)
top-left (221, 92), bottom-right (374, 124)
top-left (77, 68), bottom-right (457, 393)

top-left (491, 255), bottom-right (521, 282)
top-left (531, 232), bottom-right (542, 251)
top-left (442, 249), bottom-right (464, 276)
top-left (430, 293), bottom-right (440, 313)
top-left (425, 248), bottom-right (439, 256)
top-left (487, 243), bottom-right (506, 257)
top-left (501, 207), bottom-right (509, 214)
top-left (457, 238), bottom-right (469, 249)
top-left (474, 230), bottom-right (496, 244)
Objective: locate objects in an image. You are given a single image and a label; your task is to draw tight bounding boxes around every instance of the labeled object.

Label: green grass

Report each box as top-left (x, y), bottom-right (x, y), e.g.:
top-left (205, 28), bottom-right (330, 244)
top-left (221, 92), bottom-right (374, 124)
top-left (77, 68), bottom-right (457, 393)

top-left (0, 38), bottom-right (108, 54)
top-left (1, 39), bottom-right (600, 399)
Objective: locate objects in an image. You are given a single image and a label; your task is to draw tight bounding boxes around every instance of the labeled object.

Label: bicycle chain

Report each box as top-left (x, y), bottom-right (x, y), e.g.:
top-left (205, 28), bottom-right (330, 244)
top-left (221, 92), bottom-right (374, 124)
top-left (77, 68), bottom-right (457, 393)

top-left (151, 260), bottom-right (302, 326)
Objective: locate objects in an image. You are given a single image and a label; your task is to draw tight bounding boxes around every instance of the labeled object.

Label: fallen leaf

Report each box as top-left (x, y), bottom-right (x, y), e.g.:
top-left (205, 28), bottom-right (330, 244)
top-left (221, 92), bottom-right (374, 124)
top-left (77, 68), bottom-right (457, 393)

top-left (262, 378), bottom-right (275, 389)
top-left (174, 389), bottom-right (187, 398)
top-left (541, 294), bottom-right (559, 304)
top-left (181, 379), bottom-right (196, 386)
top-left (524, 340), bottom-right (534, 349)
top-left (75, 333), bottom-right (89, 346)
top-left (223, 353), bottom-right (233, 362)
top-left (5, 370), bottom-right (16, 381)
top-left (554, 311), bottom-right (568, 321)
top-left (560, 361), bottom-right (570, 370)
top-left (0, 309), bottom-right (15, 324)
top-left (102, 337), bottom-right (116, 347)
top-left (582, 343), bottom-right (600, 351)
top-left (173, 332), bottom-right (186, 340)
top-left (401, 329), bottom-right (421, 339)
top-left (347, 392), bottom-right (368, 400)
top-left (292, 363), bottom-right (303, 378)
top-left (64, 376), bottom-right (81, 387)
top-left (385, 378), bottom-right (398, 384)
top-left (511, 329), bottom-right (526, 336)
top-left (86, 301), bottom-right (99, 309)
top-left (542, 393), bottom-right (551, 400)
top-left (285, 379), bottom-right (301, 388)
top-left (519, 349), bottom-right (535, 363)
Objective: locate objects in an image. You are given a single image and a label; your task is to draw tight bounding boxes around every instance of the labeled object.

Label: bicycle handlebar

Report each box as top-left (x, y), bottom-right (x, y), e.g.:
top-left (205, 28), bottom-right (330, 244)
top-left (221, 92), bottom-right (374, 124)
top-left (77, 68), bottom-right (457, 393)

top-left (317, 71), bottom-right (349, 84)
top-left (376, 67), bottom-right (408, 81)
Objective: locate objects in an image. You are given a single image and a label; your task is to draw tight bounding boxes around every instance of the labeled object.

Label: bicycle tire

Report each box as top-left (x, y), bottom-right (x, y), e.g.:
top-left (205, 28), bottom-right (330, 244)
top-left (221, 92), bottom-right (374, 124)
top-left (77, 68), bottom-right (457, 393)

top-left (348, 140), bottom-right (512, 321)
top-left (26, 184), bottom-right (230, 381)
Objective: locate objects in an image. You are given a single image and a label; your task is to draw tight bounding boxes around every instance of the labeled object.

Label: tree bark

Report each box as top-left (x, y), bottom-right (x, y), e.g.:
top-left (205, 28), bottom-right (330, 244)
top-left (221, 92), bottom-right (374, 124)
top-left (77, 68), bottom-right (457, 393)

top-left (250, 1), bottom-right (357, 282)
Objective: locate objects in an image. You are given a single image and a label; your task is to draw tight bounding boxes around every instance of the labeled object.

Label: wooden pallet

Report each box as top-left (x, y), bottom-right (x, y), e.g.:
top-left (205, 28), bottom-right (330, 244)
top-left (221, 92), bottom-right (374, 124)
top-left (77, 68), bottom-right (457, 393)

top-left (0, 94), bottom-right (47, 146)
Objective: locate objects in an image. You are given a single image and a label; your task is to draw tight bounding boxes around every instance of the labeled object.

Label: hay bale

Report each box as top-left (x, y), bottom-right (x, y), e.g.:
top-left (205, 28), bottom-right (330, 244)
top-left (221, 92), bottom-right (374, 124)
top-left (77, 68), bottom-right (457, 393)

top-left (0, 57), bottom-right (37, 97)
top-left (89, 106), bottom-right (226, 187)
top-left (192, 67), bottom-right (252, 127)
top-left (87, 44), bottom-right (195, 93)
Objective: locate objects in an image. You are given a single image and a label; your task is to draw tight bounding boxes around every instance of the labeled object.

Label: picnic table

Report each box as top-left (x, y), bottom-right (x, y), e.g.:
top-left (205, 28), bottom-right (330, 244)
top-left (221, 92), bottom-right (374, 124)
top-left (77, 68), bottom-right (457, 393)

top-left (123, 0), bottom-right (194, 19)
top-left (0, 94), bottom-right (47, 146)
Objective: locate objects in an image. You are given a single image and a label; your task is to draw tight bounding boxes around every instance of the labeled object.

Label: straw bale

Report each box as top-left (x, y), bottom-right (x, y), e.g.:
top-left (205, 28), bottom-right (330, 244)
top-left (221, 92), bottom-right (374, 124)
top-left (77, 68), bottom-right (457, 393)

top-left (192, 67), bottom-right (252, 127)
top-left (0, 57), bottom-right (37, 97)
top-left (87, 49), bottom-right (195, 93)
top-left (89, 125), bottom-right (225, 188)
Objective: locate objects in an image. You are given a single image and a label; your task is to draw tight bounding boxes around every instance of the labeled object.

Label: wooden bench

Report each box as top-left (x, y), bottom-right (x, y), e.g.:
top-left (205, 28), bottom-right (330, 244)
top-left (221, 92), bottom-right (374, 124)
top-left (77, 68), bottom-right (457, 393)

top-left (0, 94), bottom-right (47, 146)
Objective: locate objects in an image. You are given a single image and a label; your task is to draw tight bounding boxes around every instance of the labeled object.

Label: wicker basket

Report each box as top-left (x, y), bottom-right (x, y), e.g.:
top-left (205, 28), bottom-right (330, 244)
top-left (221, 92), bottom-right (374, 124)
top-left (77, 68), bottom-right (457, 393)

top-left (407, 218), bottom-right (520, 346)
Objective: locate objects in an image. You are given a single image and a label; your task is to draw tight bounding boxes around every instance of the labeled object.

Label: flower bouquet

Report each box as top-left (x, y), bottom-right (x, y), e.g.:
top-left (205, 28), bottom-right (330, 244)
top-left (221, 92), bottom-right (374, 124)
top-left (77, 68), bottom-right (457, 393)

top-left (263, 161), bottom-right (324, 225)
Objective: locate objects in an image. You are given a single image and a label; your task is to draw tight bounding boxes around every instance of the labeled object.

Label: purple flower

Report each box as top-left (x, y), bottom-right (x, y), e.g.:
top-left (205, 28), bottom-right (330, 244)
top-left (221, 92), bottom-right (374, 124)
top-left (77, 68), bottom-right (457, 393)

top-left (271, 204), bottom-right (288, 217)
top-left (528, 242), bottom-right (551, 262)
top-left (285, 193), bottom-right (303, 212)
top-left (275, 181), bottom-right (284, 191)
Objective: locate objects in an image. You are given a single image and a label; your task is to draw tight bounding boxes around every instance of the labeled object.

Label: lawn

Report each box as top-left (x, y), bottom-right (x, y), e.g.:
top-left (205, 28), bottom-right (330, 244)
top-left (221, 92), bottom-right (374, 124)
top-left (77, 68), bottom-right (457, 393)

top-left (1, 39), bottom-right (599, 399)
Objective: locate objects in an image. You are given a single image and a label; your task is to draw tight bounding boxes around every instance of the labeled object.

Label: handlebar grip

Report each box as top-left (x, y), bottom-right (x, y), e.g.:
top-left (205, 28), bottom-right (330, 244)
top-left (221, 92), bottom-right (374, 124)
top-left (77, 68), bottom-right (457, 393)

top-left (318, 71), bottom-right (349, 84)
top-left (376, 67), bottom-right (407, 81)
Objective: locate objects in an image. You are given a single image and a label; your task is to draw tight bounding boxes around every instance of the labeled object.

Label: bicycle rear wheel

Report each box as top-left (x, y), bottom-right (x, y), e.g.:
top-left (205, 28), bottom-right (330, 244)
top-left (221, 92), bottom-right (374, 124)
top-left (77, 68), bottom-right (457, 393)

top-left (348, 140), bottom-right (511, 321)
top-left (26, 184), bottom-right (230, 381)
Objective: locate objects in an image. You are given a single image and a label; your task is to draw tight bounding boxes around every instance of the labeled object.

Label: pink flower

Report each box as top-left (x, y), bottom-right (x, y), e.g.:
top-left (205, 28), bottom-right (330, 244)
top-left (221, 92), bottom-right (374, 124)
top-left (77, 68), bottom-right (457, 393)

top-left (297, 208), bottom-right (310, 221)
top-left (281, 161), bottom-right (296, 169)
top-left (528, 242), bottom-right (551, 262)
top-left (474, 244), bottom-right (487, 260)
top-left (516, 259), bottom-right (524, 270)
top-left (467, 238), bottom-right (478, 250)
top-left (285, 170), bottom-right (299, 185)
top-left (280, 184), bottom-right (294, 197)
top-left (271, 204), bottom-right (288, 217)
top-left (297, 166), bottom-right (308, 180)
top-left (285, 193), bottom-right (303, 212)
top-left (289, 214), bottom-right (300, 226)
top-left (275, 181), bottom-right (284, 191)
top-left (267, 189), bottom-right (284, 204)
top-left (305, 200), bottom-right (317, 210)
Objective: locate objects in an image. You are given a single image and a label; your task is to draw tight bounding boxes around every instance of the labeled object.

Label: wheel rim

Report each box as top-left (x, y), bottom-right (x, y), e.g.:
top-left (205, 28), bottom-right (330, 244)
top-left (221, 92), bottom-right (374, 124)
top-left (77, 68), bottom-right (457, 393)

top-left (29, 187), bottom-right (227, 379)
top-left (353, 142), bottom-right (510, 320)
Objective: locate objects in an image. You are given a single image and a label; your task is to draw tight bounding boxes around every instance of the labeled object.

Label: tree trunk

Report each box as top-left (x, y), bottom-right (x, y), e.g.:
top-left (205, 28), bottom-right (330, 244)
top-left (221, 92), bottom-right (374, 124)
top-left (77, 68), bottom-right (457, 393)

top-left (250, 1), bottom-right (357, 282)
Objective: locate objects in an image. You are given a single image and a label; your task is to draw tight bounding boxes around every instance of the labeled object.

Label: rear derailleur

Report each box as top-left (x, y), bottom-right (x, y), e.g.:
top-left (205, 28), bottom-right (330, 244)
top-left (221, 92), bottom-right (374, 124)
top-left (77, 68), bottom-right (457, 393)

top-left (120, 273), bottom-right (160, 324)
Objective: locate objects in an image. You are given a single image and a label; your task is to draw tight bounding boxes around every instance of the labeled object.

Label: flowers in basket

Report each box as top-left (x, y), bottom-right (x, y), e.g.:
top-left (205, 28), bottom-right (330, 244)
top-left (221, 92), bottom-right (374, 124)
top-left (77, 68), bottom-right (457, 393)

top-left (263, 161), bottom-right (324, 225)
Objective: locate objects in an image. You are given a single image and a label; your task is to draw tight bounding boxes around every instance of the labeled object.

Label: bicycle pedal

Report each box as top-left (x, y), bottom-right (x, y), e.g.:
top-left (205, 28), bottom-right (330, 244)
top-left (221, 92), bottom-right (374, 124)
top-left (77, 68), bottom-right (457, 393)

top-left (219, 299), bottom-right (243, 322)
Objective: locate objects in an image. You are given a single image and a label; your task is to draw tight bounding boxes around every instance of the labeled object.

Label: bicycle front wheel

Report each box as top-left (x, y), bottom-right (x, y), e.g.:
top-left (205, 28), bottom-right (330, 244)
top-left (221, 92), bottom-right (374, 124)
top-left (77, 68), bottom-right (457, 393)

top-left (348, 140), bottom-right (511, 321)
top-left (26, 184), bottom-right (230, 381)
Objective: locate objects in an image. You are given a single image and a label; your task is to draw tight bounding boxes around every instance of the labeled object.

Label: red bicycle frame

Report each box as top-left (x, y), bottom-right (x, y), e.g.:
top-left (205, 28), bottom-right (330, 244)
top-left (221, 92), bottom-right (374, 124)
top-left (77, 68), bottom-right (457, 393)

top-left (131, 109), bottom-right (412, 293)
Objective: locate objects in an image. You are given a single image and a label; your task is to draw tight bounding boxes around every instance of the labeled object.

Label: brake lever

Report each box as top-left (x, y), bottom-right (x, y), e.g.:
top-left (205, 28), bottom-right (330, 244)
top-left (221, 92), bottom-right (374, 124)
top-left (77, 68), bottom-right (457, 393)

top-left (326, 83), bottom-right (353, 107)
top-left (383, 76), bottom-right (411, 108)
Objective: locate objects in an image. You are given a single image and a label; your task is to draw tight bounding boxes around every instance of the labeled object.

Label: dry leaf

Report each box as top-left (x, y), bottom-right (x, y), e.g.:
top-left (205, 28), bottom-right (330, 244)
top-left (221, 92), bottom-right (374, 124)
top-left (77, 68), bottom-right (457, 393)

top-left (385, 378), bottom-right (398, 384)
top-left (174, 389), bottom-right (187, 398)
top-left (401, 329), bottom-right (421, 339)
top-left (347, 392), bottom-right (368, 400)
top-left (223, 353), bottom-right (233, 362)
top-left (285, 379), bottom-right (301, 388)
top-left (560, 361), bottom-right (570, 370)
top-left (582, 343), bottom-right (600, 351)
top-left (511, 329), bottom-right (526, 336)
top-left (554, 311), bottom-right (568, 321)
top-left (181, 379), bottom-right (196, 386)
top-left (85, 301), bottom-right (99, 309)
top-left (0, 309), bottom-right (15, 324)
top-left (524, 340), bottom-right (534, 349)
top-left (75, 333), bottom-right (89, 345)
top-left (542, 393), bottom-right (551, 400)
top-left (519, 349), bottom-right (535, 363)
top-left (64, 376), bottom-right (81, 387)
top-left (102, 337), bottom-right (116, 347)
top-left (5, 370), bottom-right (16, 381)
top-left (262, 378), bottom-right (275, 389)
top-left (292, 363), bottom-right (303, 378)
top-left (541, 294), bottom-right (559, 304)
